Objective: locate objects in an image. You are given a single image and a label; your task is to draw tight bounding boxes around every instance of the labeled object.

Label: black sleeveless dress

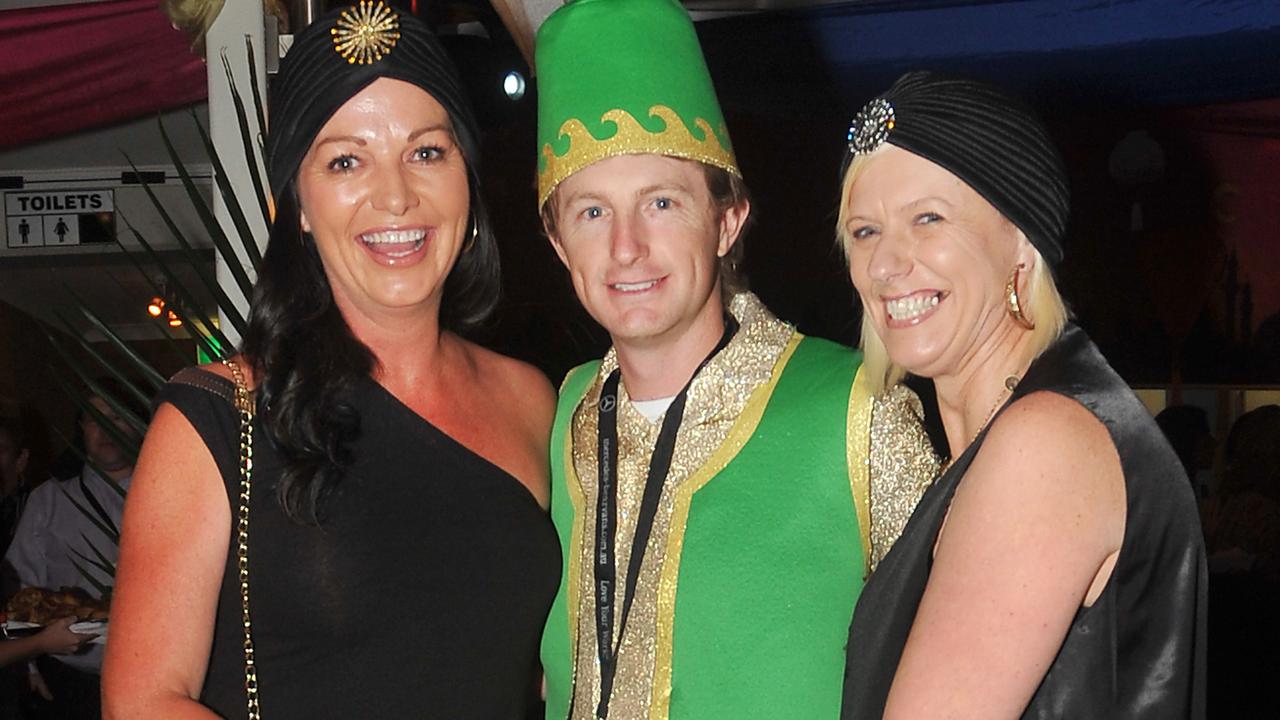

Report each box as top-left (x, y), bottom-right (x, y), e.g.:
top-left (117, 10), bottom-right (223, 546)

top-left (842, 325), bottom-right (1208, 719)
top-left (157, 368), bottom-right (560, 719)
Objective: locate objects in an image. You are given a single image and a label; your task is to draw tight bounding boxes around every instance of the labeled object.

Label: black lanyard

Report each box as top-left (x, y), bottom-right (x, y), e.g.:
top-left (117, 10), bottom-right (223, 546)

top-left (588, 317), bottom-right (737, 719)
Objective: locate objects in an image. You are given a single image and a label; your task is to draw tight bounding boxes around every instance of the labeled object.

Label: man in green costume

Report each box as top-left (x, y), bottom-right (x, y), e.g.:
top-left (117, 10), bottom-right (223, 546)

top-left (535, 1), bottom-right (938, 717)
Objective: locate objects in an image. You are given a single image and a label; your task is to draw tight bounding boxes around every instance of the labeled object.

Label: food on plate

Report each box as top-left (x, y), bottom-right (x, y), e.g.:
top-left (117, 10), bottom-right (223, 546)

top-left (5, 586), bottom-right (109, 624)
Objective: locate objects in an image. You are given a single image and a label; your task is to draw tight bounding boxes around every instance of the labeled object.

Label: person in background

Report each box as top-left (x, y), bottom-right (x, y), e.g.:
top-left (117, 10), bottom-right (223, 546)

top-left (1156, 404), bottom-right (1215, 498)
top-left (0, 616), bottom-right (96, 719)
top-left (838, 71), bottom-right (1207, 719)
top-left (103, 4), bottom-right (559, 718)
top-left (535, 1), bottom-right (937, 717)
top-left (4, 382), bottom-right (144, 720)
top-left (1199, 404), bottom-right (1280, 716)
top-left (0, 619), bottom-right (93, 669)
top-left (1201, 404), bottom-right (1280, 580)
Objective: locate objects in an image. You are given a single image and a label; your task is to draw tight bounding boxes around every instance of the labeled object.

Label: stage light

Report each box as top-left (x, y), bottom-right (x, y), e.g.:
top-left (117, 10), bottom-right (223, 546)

top-left (147, 296), bottom-right (165, 317)
top-left (166, 309), bottom-right (183, 328)
top-left (503, 71), bottom-right (526, 101)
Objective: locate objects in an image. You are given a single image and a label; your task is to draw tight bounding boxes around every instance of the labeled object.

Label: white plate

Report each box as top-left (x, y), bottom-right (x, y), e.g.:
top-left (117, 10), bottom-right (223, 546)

top-left (70, 620), bottom-right (108, 644)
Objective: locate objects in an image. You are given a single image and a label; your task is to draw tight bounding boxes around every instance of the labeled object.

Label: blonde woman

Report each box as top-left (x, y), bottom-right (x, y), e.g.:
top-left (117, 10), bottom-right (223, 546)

top-left (838, 72), bottom-right (1207, 719)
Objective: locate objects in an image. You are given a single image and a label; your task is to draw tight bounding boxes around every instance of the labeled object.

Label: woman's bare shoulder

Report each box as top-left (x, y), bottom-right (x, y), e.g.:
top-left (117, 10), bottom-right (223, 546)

top-left (982, 390), bottom-right (1116, 476)
top-left (954, 389), bottom-right (1126, 549)
top-left (456, 340), bottom-right (556, 419)
top-left (449, 339), bottom-right (556, 507)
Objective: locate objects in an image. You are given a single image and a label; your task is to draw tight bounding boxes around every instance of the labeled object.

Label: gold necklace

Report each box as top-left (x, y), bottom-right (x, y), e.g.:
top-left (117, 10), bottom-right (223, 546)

top-left (940, 373), bottom-right (1020, 474)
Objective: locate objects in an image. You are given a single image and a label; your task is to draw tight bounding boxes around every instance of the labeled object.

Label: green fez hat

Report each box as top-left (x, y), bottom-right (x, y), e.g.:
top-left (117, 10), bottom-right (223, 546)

top-left (535, 0), bottom-right (740, 208)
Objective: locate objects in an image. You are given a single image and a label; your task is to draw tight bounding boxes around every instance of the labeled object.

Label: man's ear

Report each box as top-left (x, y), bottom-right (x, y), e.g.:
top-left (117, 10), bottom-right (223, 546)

top-left (15, 448), bottom-right (28, 476)
top-left (717, 200), bottom-right (750, 258)
top-left (545, 224), bottom-right (571, 269)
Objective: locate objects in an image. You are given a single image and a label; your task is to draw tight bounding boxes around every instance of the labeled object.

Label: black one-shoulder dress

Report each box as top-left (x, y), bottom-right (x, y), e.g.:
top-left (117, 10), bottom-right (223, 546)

top-left (842, 325), bottom-right (1207, 719)
top-left (157, 368), bottom-right (560, 719)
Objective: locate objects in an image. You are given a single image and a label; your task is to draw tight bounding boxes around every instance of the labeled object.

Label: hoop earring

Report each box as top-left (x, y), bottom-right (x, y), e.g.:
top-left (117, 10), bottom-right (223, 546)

top-left (462, 217), bottom-right (478, 253)
top-left (1006, 265), bottom-right (1035, 330)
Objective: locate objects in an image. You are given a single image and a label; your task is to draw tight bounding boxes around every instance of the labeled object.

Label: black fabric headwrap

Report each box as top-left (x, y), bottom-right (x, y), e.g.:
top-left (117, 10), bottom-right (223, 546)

top-left (265, 2), bottom-right (481, 199)
top-left (846, 71), bottom-right (1070, 268)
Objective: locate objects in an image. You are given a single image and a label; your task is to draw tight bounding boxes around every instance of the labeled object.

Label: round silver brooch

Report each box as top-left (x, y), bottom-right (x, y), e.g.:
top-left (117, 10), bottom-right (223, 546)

top-left (847, 98), bottom-right (896, 155)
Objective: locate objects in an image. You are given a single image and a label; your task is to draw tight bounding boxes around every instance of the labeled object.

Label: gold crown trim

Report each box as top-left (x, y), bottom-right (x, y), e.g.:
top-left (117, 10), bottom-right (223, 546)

top-left (538, 105), bottom-right (740, 207)
top-left (331, 0), bottom-right (401, 65)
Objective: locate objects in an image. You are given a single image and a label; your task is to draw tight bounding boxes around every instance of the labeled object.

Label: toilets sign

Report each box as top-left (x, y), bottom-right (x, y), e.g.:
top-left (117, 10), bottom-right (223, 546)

top-left (4, 189), bottom-right (115, 248)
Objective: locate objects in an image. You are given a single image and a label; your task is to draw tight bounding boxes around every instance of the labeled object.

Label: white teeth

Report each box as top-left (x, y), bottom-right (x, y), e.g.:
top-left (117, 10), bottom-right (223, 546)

top-left (361, 229), bottom-right (426, 245)
top-left (885, 293), bottom-right (940, 321)
top-left (612, 280), bottom-right (658, 292)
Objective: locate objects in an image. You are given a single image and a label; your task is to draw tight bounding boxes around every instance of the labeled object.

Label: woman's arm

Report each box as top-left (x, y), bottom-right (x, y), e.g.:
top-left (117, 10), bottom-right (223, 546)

top-left (102, 403), bottom-right (231, 719)
top-left (883, 391), bottom-right (1126, 720)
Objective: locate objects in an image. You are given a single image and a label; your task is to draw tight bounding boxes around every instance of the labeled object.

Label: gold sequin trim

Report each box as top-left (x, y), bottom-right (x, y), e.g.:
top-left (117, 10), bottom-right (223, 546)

top-left (866, 384), bottom-right (941, 569)
top-left (563, 293), bottom-right (793, 719)
top-left (331, 1), bottom-right (400, 65)
top-left (538, 105), bottom-right (740, 207)
top-left (846, 365), bottom-right (874, 576)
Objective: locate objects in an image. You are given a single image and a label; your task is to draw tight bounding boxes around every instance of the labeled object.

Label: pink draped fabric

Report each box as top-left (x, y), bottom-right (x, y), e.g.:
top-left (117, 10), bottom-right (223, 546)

top-left (0, 0), bottom-right (207, 150)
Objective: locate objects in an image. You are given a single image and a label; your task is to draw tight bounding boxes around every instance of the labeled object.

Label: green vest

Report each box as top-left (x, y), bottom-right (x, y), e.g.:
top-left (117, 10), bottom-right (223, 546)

top-left (542, 334), bottom-right (869, 719)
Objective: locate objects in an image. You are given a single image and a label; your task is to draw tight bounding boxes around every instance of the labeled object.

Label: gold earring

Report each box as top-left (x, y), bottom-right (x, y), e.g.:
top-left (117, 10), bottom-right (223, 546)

top-left (1006, 265), bottom-right (1035, 330)
top-left (462, 218), bottom-right (477, 253)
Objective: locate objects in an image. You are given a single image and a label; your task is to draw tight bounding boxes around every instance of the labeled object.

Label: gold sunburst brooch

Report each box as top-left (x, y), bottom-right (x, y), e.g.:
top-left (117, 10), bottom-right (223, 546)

top-left (331, 0), bottom-right (401, 65)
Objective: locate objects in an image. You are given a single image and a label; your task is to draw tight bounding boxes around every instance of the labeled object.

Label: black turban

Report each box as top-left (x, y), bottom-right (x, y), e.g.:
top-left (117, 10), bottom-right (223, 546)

top-left (846, 71), bottom-right (1069, 269)
top-left (265, 1), bottom-right (481, 199)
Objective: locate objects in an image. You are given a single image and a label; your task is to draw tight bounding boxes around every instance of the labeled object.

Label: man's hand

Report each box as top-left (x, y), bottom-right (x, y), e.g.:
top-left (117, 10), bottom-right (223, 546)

top-left (35, 616), bottom-right (94, 655)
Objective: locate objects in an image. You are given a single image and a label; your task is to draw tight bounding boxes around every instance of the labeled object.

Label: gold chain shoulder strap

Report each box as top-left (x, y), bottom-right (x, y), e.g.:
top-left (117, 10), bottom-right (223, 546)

top-left (223, 359), bottom-right (261, 720)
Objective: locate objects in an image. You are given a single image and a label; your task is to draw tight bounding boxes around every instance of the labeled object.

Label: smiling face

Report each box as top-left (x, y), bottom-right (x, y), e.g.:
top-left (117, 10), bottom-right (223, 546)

top-left (843, 145), bottom-right (1034, 379)
top-left (295, 77), bottom-right (470, 324)
top-left (547, 154), bottom-right (747, 353)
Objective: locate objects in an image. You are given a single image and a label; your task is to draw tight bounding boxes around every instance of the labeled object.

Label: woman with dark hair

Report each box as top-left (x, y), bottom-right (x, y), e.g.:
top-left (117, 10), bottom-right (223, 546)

top-left (836, 72), bottom-right (1207, 719)
top-left (102, 4), bottom-right (558, 718)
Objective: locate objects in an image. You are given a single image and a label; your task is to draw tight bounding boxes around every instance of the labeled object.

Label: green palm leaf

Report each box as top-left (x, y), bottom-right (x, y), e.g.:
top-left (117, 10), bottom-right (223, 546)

top-left (121, 155), bottom-right (248, 334)
top-left (53, 307), bottom-right (160, 407)
top-left (67, 555), bottom-right (113, 596)
top-left (220, 42), bottom-right (272, 248)
top-left (155, 116), bottom-right (255, 299)
top-left (104, 239), bottom-right (215, 367)
top-left (56, 486), bottom-right (119, 544)
top-left (242, 36), bottom-right (269, 160)
top-left (65, 301), bottom-right (169, 392)
top-left (69, 548), bottom-right (115, 580)
top-left (118, 213), bottom-right (236, 360)
top-left (41, 328), bottom-right (149, 443)
top-left (75, 527), bottom-right (118, 571)
top-left (186, 108), bottom-right (264, 272)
